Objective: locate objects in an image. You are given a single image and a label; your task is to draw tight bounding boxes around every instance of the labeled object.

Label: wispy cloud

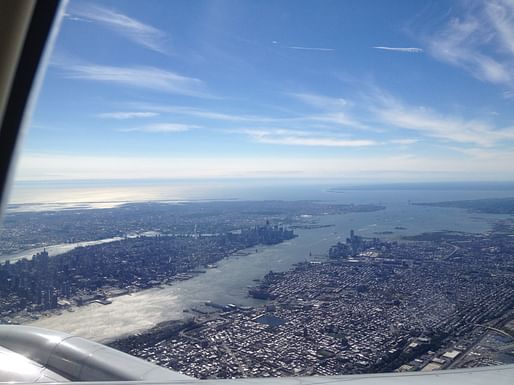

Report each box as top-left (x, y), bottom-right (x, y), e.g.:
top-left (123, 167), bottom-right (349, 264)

top-left (374, 91), bottom-right (514, 146)
top-left (288, 92), bottom-right (348, 109)
top-left (125, 83), bottom-right (514, 149)
top-left (389, 139), bottom-right (419, 145)
top-left (485, 1), bottom-right (514, 56)
top-left (120, 123), bottom-right (198, 133)
top-left (63, 12), bottom-right (91, 22)
top-left (302, 113), bottom-right (372, 131)
top-left (240, 128), bottom-right (376, 147)
top-left (134, 101), bottom-right (372, 133)
top-left (68, 3), bottom-right (168, 53)
top-left (289, 86), bottom-right (514, 147)
top-left (272, 41), bottom-right (336, 52)
top-left (132, 104), bottom-right (278, 123)
top-left (255, 136), bottom-right (376, 147)
top-left (373, 46), bottom-right (423, 53)
top-left (61, 64), bottom-right (206, 97)
top-left (98, 111), bottom-right (159, 119)
top-left (425, 1), bottom-right (514, 86)
top-left (288, 92), bottom-right (374, 131)
top-left (287, 46), bottom-right (335, 52)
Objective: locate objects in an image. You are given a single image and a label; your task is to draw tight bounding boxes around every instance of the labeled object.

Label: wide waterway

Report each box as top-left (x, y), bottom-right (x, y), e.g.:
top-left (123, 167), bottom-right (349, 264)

top-left (27, 199), bottom-right (510, 342)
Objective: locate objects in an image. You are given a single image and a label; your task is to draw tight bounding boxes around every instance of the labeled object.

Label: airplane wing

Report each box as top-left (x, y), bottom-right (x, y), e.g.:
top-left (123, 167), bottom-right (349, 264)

top-left (1, 325), bottom-right (513, 385)
top-left (0, 325), bottom-right (192, 382)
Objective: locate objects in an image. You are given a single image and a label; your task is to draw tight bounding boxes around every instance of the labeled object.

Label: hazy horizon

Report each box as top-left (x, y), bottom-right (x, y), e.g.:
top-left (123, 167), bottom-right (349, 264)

top-left (7, 179), bottom-right (514, 211)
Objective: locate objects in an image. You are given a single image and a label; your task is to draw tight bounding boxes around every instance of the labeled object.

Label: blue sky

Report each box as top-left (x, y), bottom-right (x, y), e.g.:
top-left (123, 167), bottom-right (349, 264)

top-left (14, 0), bottom-right (514, 182)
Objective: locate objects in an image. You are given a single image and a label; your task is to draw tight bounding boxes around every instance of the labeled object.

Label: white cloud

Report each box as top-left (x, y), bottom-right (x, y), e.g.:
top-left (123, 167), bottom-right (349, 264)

top-left (373, 46), bottom-right (423, 53)
top-left (133, 97), bottom-right (368, 136)
top-left (120, 123), bottom-right (198, 133)
top-left (240, 128), bottom-right (376, 147)
top-left (126, 83), bottom-right (514, 148)
top-left (61, 64), bottom-right (206, 96)
top-left (287, 46), bottom-right (335, 52)
top-left (287, 93), bottom-right (373, 130)
top-left (63, 12), bottom-right (91, 22)
top-left (69, 3), bottom-right (168, 53)
top-left (485, 1), bottom-right (514, 56)
top-left (378, 103), bottom-right (491, 146)
top-left (134, 103), bottom-right (364, 129)
top-left (389, 139), bottom-right (419, 145)
top-left (302, 113), bottom-right (372, 131)
top-left (149, 106), bottom-right (261, 122)
top-left (98, 112), bottom-right (159, 119)
top-left (425, 1), bottom-right (514, 86)
top-left (255, 136), bottom-right (376, 147)
top-left (288, 92), bottom-right (348, 109)
top-left (373, 90), bottom-right (514, 146)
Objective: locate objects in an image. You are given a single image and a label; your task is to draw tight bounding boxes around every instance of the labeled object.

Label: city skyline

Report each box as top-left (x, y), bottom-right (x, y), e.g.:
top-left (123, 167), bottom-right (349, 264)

top-left (13, 0), bottom-right (514, 182)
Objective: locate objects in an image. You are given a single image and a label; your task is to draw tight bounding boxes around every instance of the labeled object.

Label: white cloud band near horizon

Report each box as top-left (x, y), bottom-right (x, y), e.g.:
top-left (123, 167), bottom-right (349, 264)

top-left (12, 152), bottom-right (514, 182)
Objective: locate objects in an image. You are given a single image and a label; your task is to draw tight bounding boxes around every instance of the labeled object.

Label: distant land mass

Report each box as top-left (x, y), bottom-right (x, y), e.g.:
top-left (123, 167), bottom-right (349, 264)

top-left (402, 230), bottom-right (470, 242)
top-left (0, 201), bottom-right (385, 256)
top-left (329, 181), bottom-right (514, 192)
top-left (414, 197), bottom-right (514, 215)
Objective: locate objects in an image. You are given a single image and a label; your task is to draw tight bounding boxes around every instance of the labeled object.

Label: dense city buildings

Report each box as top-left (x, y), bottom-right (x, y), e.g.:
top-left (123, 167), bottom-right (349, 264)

top-left (114, 225), bottom-right (514, 378)
top-left (0, 222), bottom-right (295, 320)
top-left (1, 198), bottom-right (513, 378)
